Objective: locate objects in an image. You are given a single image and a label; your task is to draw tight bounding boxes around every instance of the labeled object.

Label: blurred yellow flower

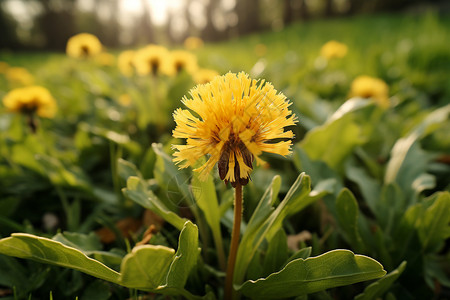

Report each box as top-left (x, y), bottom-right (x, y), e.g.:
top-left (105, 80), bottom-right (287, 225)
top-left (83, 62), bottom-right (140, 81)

top-left (133, 45), bottom-right (171, 76)
top-left (350, 75), bottom-right (390, 108)
top-left (0, 61), bottom-right (9, 73)
top-left (192, 68), bottom-right (220, 84)
top-left (320, 40), bottom-right (348, 60)
top-left (118, 50), bottom-right (136, 77)
top-left (169, 50), bottom-right (198, 75)
top-left (6, 67), bottom-right (34, 86)
top-left (172, 72), bottom-right (297, 187)
top-left (3, 86), bottom-right (57, 118)
top-left (95, 52), bottom-right (115, 66)
top-left (184, 36), bottom-right (204, 50)
top-left (66, 33), bottom-right (102, 58)
top-left (118, 94), bottom-right (132, 106)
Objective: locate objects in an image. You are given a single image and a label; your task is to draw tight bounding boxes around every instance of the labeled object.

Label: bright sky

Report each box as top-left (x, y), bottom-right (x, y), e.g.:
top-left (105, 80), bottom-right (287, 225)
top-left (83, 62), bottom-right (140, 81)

top-left (119, 0), bottom-right (184, 25)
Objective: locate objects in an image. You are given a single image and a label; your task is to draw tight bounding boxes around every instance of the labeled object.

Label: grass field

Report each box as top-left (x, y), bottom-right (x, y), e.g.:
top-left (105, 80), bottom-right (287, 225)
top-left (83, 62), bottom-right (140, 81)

top-left (0, 11), bottom-right (449, 300)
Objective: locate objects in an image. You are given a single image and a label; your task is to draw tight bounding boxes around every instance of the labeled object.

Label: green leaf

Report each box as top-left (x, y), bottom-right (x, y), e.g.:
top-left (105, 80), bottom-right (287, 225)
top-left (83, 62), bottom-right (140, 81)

top-left (417, 191), bottom-right (450, 252)
top-left (385, 105), bottom-right (449, 200)
top-left (52, 232), bottom-right (102, 252)
top-left (152, 143), bottom-right (191, 204)
top-left (164, 220), bottom-right (199, 288)
top-left (122, 176), bottom-right (188, 231)
top-left (299, 114), bottom-right (366, 171)
top-left (117, 158), bottom-right (143, 182)
top-left (191, 172), bottom-right (220, 239)
top-left (119, 221), bottom-right (200, 294)
top-left (237, 249), bottom-right (386, 299)
top-left (52, 232), bottom-right (124, 266)
top-left (191, 171), bottom-right (225, 270)
top-left (336, 188), bottom-right (365, 252)
top-left (234, 173), bottom-right (316, 286)
top-left (0, 233), bottom-right (120, 284)
top-left (119, 245), bottom-right (175, 289)
top-left (284, 247), bottom-right (312, 266)
top-left (345, 156), bottom-right (381, 213)
top-left (355, 261), bottom-right (407, 300)
top-left (262, 229), bottom-right (288, 278)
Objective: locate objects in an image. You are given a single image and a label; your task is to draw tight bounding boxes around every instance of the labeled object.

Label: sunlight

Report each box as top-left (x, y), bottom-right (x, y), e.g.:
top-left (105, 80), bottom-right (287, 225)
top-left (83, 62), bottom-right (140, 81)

top-left (120, 0), bottom-right (184, 25)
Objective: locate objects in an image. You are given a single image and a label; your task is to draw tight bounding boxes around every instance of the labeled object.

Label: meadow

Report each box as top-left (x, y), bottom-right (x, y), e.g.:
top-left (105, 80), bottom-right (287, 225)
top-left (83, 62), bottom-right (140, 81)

top-left (0, 11), bottom-right (449, 300)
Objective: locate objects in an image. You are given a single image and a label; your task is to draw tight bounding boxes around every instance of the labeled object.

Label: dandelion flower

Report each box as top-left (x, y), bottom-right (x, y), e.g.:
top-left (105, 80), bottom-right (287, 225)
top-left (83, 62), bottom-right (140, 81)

top-left (350, 75), bottom-right (390, 108)
top-left (133, 45), bottom-right (171, 76)
top-left (66, 33), bottom-right (102, 58)
top-left (3, 86), bottom-right (57, 118)
top-left (192, 69), bottom-right (220, 84)
top-left (6, 67), bottom-right (34, 86)
top-left (184, 37), bottom-right (204, 50)
top-left (320, 40), bottom-right (348, 60)
top-left (172, 72), bottom-right (297, 187)
top-left (118, 50), bottom-right (136, 77)
top-left (118, 94), bottom-right (132, 106)
top-left (169, 50), bottom-right (198, 75)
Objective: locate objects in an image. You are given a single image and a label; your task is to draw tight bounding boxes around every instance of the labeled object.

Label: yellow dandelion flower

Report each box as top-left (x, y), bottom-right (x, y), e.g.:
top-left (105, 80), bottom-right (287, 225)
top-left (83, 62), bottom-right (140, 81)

top-left (66, 33), bottom-right (102, 58)
top-left (0, 61), bottom-right (9, 73)
top-left (118, 50), bottom-right (136, 77)
top-left (169, 50), bottom-right (198, 75)
top-left (3, 86), bottom-right (57, 118)
top-left (118, 93), bottom-right (132, 106)
top-left (350, 75), bottom-right (390, 108)
top-left (320, 40), bottom-right (348, 60)
top-left (6, 67), bottom-right (34, 86)
top-left (172, 72), bottom-right (298, 187)
top-left (95, 52), bottom-right (115, 66)
top-left (133, 45), bottom-right (171, 76)
top-left (192, 68), bottom-right (220, 84)
top-left (184, 36), bottom-right (204, 50)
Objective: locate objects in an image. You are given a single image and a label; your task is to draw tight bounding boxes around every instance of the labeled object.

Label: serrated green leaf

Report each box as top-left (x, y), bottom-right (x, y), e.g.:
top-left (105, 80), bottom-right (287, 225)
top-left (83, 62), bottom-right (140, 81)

top-left (237, 249), bottom-right (386, 299)
top-left (355, 261), bottom-right (407, 300)
top-left (122, 176), bottom-right (187, 230)
top-left (0, 233), bottom-right (120, 284)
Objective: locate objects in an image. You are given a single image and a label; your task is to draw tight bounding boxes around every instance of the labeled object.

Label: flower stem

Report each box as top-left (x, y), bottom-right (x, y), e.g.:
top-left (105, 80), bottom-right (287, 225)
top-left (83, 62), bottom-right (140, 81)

top-left (225, 183), bottom-right (243, 300)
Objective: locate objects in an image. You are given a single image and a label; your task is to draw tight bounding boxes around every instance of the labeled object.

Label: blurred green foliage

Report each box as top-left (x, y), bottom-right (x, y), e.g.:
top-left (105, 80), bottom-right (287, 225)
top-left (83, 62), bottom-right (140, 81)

top-left (0, 12), bottom-right (449, 300)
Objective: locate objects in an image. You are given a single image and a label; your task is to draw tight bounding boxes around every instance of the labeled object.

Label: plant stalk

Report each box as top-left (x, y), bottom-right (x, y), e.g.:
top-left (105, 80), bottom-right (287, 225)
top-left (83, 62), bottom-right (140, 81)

top-left (225, 183), bottom-right (243, 300)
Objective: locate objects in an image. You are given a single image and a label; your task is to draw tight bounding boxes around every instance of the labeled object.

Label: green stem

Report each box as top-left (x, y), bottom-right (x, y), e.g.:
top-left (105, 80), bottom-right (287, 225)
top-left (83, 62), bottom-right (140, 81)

top-left (225, 183), bottom-right (243, 300)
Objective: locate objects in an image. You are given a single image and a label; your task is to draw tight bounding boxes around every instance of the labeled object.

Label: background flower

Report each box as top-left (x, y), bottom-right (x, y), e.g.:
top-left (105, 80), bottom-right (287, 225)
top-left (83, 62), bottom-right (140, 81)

top-left (3, 85), bottom-right (57, 118)
top-left (350, 75), bottom-right (390, 108)
top-left (66, 33), bottom-right (102, 58)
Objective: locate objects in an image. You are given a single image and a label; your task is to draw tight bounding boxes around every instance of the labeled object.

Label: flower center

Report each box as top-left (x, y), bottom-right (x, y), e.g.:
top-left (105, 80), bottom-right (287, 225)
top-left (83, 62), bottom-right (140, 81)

top-left (149, 59), bottom-right (159, 75)
top-left (218, 138), bottom-right (254, 187)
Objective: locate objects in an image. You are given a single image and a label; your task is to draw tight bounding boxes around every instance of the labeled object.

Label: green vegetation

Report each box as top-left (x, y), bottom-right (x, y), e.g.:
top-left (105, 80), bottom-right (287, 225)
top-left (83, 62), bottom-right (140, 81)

top-left (0, 12), bottom-right (449, 300)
